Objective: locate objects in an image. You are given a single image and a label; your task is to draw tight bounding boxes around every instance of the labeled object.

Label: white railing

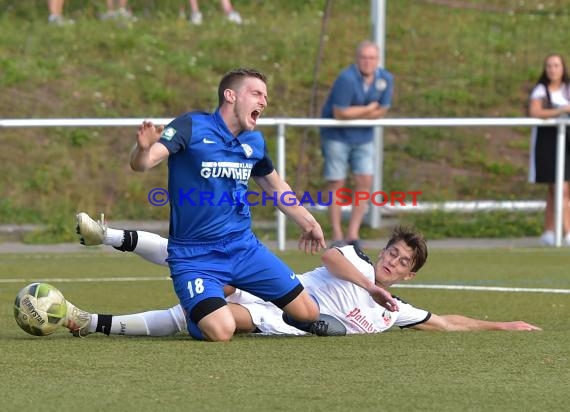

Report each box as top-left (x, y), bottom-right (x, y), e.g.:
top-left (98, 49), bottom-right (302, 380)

top-left (2, 117), bottom-right (568, 249)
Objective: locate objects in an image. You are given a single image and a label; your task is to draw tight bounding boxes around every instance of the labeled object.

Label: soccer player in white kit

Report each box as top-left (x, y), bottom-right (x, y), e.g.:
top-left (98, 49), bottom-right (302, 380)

top-left (63, 214), bottom-right (540, 337)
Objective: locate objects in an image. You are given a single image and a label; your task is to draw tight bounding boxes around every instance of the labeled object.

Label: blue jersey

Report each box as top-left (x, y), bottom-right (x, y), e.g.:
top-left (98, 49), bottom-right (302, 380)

top-left (320, 64), bottom-right (393, 144)
top-left (158, 109), bottom-right (274, 241)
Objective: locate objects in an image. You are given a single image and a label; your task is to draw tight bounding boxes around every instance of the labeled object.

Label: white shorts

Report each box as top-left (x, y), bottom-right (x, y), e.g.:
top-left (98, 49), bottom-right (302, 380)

top-left (226, 289), bottom-right (306, 336)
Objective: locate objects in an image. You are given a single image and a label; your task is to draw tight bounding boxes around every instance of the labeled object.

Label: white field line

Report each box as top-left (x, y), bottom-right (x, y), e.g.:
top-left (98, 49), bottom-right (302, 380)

top-left (392, 284), bottom-right (570, 294)
top-left (0, 276), bottom-right (170, 283)
top-left (0, 276), bottom-right (569, 294)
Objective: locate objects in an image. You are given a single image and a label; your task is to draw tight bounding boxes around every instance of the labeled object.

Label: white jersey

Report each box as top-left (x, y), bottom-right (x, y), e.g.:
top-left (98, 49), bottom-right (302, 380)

top-left (227, 245), bottom-right (431, 335)
top-left (530, 83), bottom-right (570, 107)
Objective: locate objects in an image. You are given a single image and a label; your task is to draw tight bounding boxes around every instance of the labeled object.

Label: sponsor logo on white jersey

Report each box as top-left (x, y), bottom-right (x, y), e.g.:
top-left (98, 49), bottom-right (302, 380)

top-left (346, 307), bottom-right (380, 333)
top-left (381, 309), bottom-right (392, 326)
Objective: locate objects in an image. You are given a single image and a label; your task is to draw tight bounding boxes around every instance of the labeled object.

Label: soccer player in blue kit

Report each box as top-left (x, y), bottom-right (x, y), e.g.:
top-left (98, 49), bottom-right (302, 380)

top-left (130, 68), bottom-right (399, 342)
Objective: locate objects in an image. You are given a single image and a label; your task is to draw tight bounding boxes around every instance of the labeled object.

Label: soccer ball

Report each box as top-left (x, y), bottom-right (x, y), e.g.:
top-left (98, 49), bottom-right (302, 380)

top-left (13, 283), bottom-right (67, 336)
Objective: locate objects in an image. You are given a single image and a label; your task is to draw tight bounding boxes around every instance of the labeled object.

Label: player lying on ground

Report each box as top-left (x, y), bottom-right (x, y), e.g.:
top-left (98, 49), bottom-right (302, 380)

top-left (64, 213), bottom-right (541, 337)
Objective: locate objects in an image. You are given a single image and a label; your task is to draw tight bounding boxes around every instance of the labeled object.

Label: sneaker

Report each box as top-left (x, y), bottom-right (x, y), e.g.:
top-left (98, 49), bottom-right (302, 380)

top-left (76, 212), bottom-right (106, 246)
top-left (117, 8), bottom-right (132, 18)
top-left (99, 11), bottom-right (117, 20)
top-left (190, 11), bottom-right (203, 25)
top-left (48, 15), bottom-right (75, 26)
top-left (226, 10), bottom-right (242, 24)
top-left (308, 314), bottom-right (347, 336)
top-left (117, 7), bottom-right (137, 22)
top-left (539, 231), bottom-right (555, 246)
top-left (283, 312), bottom-right (346, 336)
top-left (64, 300), bottom-right (92, 337)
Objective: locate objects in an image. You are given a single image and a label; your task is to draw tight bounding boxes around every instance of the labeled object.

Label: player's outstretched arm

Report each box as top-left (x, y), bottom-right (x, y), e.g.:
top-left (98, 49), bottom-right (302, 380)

top-left (412, 314), bottom-right (542, 332)
top-left (253, 171), bottom-right (326, 253)
top-left (321, 247), bottom-right (399, 312)
top-left (130, 121), bottom-right (169, 171)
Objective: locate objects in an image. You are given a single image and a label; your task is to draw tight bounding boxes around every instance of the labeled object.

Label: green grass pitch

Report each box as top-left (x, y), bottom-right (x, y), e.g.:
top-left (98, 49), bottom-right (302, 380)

top-left (1, 247), bottom-right (569, 411)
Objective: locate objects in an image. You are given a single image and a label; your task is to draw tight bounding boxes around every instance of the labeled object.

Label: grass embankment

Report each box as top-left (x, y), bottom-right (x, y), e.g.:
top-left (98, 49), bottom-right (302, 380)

top-left (1, 0), bottom-right (568, 241)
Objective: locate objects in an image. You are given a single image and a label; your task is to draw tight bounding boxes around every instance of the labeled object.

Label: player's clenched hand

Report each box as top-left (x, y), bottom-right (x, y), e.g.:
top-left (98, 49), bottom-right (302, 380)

top-left (367, 284), bottom-right (399, 312)
top-left (136, 121), bottom-right (164, 150)
top-left (298, 220), bottom-right (326, 254)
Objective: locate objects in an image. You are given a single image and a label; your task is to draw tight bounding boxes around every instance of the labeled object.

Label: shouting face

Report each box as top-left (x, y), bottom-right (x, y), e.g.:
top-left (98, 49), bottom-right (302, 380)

top-left (225, 76), bottom-right (268, 133)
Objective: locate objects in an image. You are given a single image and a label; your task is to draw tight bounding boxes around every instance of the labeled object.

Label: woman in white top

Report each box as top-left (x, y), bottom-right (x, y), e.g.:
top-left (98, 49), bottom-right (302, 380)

top-left (528, 53), bottom-right (570, 246)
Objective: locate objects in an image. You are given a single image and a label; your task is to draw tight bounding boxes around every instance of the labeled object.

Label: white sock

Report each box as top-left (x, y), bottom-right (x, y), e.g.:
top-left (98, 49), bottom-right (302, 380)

top-left (88, 314), bottom-right (98, 333)
top-left (99, 306), bottom-right (184, 336)
top-left (133, 231), bottom-right (169, 266)
top-left (104, 228), bottom-right (125, 247)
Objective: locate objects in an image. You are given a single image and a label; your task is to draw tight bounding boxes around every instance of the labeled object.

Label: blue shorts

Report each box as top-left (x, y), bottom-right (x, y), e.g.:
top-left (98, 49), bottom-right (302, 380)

top-left (321, 139), bottom-right (374, 181)
top-left (167, 231), bottom-right (303, 339)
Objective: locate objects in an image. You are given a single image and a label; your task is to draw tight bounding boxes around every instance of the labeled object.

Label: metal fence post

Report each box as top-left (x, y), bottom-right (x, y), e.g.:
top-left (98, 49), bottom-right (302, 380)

top-left (369, 126), bottom-right (383, 228)
top-left (370, 0), bottom-right (386, 229)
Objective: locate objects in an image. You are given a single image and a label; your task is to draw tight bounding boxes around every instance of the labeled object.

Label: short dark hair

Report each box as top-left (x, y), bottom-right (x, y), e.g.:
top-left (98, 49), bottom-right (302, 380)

top-left (217, 68), bottom-right (267, 106)
top-left (385, 225), bottom-right (428, 272)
